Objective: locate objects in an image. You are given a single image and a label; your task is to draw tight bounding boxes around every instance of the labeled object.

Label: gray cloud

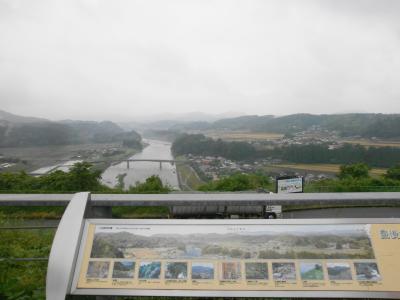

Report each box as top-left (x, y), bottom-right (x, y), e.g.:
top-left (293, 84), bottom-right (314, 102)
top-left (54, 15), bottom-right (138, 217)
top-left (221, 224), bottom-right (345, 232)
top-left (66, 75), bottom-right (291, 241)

top-left (0, 0), bottom-right (399, 120)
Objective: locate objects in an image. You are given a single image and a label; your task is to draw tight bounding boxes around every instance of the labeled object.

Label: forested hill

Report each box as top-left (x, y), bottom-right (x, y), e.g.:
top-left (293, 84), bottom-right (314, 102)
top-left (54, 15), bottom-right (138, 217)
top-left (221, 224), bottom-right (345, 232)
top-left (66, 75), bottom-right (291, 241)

top-left (0, 110), bottom-right (141, 147)
top-left (172, 133), bottom-right (400, 167)
top-left (172, 113), bottom-right (400, 138)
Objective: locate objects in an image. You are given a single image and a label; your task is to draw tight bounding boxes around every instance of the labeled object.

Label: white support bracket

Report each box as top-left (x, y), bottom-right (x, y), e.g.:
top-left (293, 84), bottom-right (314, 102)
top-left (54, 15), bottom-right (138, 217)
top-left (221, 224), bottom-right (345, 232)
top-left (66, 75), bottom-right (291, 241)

top-left (46, 192), bottom-right (91, 300)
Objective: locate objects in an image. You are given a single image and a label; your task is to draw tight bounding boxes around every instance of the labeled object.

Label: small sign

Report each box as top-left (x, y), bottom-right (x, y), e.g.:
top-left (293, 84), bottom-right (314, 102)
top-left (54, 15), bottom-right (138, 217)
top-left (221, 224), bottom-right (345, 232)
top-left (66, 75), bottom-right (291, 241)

top-left (276, 176), bottom-right (304, 193)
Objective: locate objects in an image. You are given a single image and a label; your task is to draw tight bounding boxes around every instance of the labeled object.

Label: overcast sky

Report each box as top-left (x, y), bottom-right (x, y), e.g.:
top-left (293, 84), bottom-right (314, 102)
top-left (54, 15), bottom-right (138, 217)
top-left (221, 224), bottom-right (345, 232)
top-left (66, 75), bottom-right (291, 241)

top-left (0, 0), bottom-right (399, 121)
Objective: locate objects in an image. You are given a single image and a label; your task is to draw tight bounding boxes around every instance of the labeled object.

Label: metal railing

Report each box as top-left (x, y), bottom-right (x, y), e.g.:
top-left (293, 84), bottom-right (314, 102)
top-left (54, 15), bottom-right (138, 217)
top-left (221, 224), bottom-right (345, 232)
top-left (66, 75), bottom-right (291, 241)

top-left (1, 191), bottom-right (400, 206)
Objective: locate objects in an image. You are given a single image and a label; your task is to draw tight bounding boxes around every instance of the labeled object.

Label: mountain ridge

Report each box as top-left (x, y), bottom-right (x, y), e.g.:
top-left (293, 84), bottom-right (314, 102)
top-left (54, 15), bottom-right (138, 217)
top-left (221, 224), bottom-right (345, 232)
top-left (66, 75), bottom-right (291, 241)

top-left (0, 109), bottom-right (49, 124)
top-left (171, 113), bottom-right (400, 138)
top-left (0, 110), bottom-right (141, 147)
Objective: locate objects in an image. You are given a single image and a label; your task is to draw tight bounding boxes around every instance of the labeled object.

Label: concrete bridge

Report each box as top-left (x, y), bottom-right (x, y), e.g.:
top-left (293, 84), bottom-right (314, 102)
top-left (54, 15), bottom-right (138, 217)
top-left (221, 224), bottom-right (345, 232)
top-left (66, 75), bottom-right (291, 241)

top-left (125, 159), bottom-right (185, 169)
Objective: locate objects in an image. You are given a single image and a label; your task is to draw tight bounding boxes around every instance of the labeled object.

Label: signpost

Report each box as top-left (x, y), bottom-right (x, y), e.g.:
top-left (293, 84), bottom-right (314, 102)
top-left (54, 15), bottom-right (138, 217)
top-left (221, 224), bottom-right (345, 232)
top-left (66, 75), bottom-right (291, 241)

top-left (46, 193), bottom-right (400, 299)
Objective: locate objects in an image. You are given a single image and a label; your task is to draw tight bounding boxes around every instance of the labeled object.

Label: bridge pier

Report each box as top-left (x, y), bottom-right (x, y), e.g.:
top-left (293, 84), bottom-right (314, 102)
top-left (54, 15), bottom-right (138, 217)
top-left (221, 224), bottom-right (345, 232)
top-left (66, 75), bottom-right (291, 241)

top-left (127, 161), bottom-right (130, 169)
top-left (159, 161), bottom-right (162, 170)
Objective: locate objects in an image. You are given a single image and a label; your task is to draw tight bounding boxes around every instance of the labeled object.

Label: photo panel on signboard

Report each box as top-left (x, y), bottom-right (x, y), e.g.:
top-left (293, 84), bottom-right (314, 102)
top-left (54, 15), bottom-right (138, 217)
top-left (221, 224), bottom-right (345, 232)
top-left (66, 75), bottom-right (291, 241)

top-left (138, 261), bottom-right (161, 279)
top-left (272, 262), bottom-right (297, 281)
top-left (191, 262), bottom-right (215, 280)
top-left (245, 262), bottom-right (269, 280)
top-left (221, 262), bottom-right (242, 280)
top-left (354, 262), bottom-right (381, 281)
top-left (326, 262), bottom-right (352, 280)
top-left (165, 262), bottom-right (188, 280)
top-left (300, 262), bottom-right (324, 280)
top-left (112, 261), bottom-right (136, 279)
top-left (86, 261), bottom-right (110, 279)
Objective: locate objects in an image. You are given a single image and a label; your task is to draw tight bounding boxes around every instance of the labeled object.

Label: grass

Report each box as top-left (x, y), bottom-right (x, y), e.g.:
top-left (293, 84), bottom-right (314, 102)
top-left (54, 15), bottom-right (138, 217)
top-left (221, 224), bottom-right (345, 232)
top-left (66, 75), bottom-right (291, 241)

top-left (270, 163), bottom-right (387, 176)
top-left (0, 206), bottom-right (169, 220)
top-left (0, 227), bottom-right (55, 299)
top-left (112, 206), bottom-right (169, 218)
top-left (0, 206), bottom-right (65, 219)
top-left (176, 163), bottom-right (204, 190)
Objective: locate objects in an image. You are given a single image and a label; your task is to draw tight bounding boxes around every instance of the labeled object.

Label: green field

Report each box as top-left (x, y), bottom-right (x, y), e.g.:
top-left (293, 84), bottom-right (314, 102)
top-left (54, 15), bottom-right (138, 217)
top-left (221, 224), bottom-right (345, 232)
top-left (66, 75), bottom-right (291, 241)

top-left (341, 138), bottom-right (400, 148)
top-left (269, 163), bottom-right (386, 177)
top-left (203, 130), bottom-right (284, 141)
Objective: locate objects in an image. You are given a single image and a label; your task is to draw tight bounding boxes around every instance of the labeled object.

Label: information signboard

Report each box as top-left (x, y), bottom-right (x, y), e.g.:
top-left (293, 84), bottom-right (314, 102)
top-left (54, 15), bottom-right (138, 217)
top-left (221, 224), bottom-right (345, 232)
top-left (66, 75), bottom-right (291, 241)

top-left (276, 176), bottom-right (304, 193)
top-left (70, 219), bottom-right (400, 298)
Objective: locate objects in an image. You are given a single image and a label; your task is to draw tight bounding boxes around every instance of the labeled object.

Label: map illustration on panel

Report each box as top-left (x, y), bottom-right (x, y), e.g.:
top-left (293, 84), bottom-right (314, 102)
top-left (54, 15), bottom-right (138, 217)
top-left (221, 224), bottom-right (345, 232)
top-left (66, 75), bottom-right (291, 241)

top-left (89, 224), bottom-right (374, 261)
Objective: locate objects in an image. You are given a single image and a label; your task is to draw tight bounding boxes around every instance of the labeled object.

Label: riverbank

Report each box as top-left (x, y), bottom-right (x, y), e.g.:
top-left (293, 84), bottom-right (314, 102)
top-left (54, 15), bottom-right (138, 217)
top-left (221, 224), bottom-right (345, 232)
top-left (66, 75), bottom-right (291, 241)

top-left (175, 158), bottom-right (205, 191)
top-left (0, 143), bottom-right (141, 174)
top-left (101, 139), bottom-right (180, 190)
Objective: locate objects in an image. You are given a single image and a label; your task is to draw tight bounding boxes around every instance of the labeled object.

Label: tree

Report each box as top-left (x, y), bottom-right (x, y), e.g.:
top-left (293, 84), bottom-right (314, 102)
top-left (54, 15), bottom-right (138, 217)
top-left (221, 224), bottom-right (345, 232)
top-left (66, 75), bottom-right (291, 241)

top-left (122, 139), bottom-right (142, 149)
top-left (172, 134), bottom-right (258, 161)
top-left (128, 175), bottom-right (170, 193)
top-left (198, 173), bottom-right (270, 192)
top-left (66, 162), bottom-right (102, 191)
top-left (338, 163), bottom-right (370, 179)
top-left (0, 162), bottom-right (103, 192)
top-left (0, 171), bottom-right (37, 192)
top-left (385, 164), bottom-right (400, 181)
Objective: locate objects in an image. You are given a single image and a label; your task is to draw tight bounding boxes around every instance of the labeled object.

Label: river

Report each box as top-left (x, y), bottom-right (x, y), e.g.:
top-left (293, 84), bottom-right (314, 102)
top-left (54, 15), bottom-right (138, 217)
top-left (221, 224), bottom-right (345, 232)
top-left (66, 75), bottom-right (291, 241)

top-left (101, 139), bottom-right (180, 190)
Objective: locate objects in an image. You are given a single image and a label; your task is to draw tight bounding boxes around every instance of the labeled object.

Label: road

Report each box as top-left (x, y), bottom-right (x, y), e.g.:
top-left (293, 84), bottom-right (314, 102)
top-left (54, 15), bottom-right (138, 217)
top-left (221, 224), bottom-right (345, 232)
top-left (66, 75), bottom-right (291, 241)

top-left (285, 207), bottom-right (400, 218)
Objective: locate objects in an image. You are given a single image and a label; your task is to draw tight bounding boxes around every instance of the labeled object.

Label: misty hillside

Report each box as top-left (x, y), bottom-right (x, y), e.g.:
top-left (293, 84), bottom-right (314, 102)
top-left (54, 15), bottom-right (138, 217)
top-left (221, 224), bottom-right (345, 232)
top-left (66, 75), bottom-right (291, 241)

top-left (173, 113), bottom-right (400, 138)
top-left (118, 112), bottom-right (243, 131)
top-left (0, 110), bottom-right (48, 124)
top-left (0, 110), bottom-right (141, 147)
